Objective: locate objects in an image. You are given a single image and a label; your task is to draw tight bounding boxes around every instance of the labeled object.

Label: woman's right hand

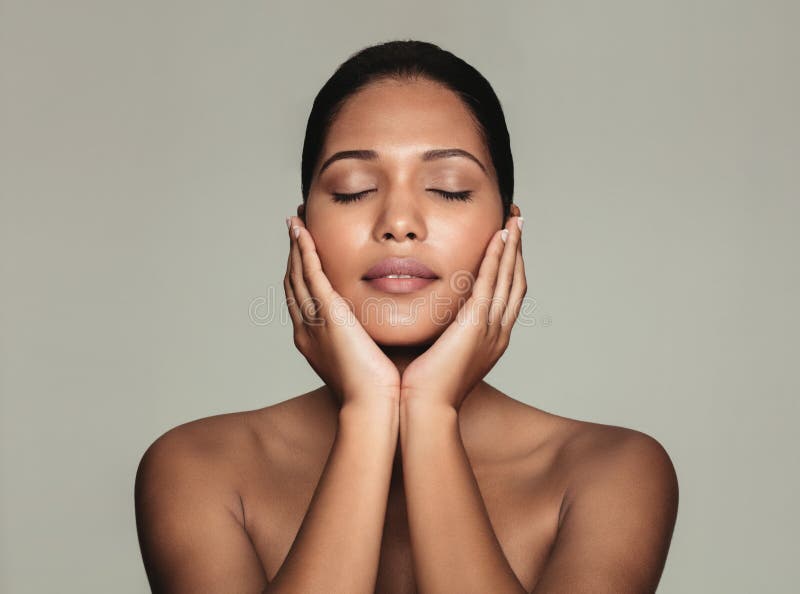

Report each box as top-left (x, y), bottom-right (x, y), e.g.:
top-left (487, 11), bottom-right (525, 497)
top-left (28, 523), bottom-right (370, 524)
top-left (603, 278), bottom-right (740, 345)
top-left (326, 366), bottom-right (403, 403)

top-left (283, 215), bottom-right (401, 410)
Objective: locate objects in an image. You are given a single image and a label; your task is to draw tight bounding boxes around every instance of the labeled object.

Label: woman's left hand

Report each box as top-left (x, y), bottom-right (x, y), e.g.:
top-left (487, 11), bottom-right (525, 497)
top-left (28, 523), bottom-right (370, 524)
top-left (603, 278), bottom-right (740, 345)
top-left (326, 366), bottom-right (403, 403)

top-left (400, 214), bottom-right (527, 411)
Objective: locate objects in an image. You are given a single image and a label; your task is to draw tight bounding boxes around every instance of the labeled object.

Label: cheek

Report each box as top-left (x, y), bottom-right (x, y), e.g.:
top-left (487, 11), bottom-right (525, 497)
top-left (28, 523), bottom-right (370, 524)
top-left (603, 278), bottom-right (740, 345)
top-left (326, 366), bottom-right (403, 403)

top-left (440, 221), bottom-right (497, 285)
top-left (446, 249), bottom-right (484, 298)
top-left (312, 230), bottom-right (360, 289)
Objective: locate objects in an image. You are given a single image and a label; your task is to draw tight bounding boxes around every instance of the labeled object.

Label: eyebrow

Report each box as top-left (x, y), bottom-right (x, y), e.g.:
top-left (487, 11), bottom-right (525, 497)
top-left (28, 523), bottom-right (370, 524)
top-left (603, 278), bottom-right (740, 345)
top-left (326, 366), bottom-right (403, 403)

top-left (317, 148), bottom-right (488, 176)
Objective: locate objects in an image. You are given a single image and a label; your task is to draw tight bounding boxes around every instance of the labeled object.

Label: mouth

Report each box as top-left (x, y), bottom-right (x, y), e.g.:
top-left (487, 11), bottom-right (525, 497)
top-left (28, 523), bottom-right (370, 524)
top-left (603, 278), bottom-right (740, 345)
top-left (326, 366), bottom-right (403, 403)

top-left (362, 257), bottom-right (439, 294)
top-left (363, 276), bottom-right (438, 294)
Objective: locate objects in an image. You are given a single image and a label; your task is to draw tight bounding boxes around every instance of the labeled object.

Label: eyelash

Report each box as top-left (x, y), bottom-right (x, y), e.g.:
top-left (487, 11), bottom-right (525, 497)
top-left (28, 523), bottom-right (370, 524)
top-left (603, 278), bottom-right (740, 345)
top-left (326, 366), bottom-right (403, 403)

top-left (331, 189), bottom-right (473, 204)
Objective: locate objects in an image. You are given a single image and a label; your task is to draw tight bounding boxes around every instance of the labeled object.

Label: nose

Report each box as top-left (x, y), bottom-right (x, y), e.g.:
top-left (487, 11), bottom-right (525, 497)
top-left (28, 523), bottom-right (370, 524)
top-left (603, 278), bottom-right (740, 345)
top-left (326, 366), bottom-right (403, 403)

top-left (372, 188), bottom-right (428, 243)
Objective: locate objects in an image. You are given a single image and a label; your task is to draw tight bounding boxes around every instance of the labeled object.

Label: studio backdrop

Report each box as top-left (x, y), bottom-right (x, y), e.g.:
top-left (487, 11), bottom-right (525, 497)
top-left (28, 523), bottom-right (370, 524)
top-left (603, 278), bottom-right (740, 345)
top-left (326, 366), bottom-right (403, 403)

top-left (1, 1), bottom-right (797, 593)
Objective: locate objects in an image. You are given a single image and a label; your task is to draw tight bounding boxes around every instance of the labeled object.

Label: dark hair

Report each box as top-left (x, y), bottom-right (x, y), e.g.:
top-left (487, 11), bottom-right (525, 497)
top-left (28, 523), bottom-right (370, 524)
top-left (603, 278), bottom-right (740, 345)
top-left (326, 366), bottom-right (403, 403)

top-left (300, 39), bottom-right (514, 222)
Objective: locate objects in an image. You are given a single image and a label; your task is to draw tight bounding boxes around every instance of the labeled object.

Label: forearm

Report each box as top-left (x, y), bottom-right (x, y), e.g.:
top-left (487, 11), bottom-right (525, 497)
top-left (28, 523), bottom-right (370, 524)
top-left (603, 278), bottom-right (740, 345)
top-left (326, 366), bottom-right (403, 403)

top-left (399, 399), bottom-right (527, 594)
top-left (267, 398), bottom-right (399, 594)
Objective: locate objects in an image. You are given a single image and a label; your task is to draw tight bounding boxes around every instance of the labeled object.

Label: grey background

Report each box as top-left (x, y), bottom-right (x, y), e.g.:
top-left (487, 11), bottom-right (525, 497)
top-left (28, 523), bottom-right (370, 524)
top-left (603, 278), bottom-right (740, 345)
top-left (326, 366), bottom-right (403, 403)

top-left (1, 1), bottom-right (797, 592)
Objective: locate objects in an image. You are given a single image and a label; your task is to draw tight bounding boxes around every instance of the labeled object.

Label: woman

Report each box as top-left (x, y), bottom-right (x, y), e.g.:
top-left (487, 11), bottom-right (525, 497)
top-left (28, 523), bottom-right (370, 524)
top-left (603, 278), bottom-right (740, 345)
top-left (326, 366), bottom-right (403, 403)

top-left (135, 40), bottom-right (679, 594)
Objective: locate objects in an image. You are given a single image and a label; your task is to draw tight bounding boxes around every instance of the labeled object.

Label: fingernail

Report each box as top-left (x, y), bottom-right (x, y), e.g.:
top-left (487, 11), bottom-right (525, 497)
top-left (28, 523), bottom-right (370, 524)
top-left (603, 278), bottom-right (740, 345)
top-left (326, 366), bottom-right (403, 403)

top-left (293, 226), bottom-right (300, 238)
top-left (500, 229), bottom-right (509, 243)
top-left (286, 216), bottom-right (292, 230)
top-left (517, 217), bottom-right (524, 231)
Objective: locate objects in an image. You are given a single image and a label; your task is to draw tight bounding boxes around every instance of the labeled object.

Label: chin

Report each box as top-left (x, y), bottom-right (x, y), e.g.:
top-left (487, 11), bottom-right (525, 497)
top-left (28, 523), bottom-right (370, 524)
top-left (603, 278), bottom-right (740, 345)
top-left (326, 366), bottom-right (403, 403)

top-left (342, 288), bottom-right (461, 346)
top-left (362, 319), bottom-right (446, 347)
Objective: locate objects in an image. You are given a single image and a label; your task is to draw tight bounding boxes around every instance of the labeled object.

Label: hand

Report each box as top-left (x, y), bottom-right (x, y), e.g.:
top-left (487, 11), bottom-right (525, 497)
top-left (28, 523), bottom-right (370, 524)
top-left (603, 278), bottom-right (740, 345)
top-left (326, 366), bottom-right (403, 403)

top-left (284, 215), bottom-right (401, 409)
top-left (399, 215), bottom-right (527, 411)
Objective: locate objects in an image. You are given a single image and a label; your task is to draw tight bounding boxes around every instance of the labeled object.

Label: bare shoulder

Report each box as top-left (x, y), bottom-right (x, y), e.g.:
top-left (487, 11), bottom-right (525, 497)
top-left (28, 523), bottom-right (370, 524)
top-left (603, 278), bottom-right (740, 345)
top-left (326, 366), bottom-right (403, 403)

top-left (506, 396), bottom-right (676, 481)
top-left (139, 407), bottom-right (267, 459)
top-left (135, 392), bottom-right (323, 500)
top-left (557, 417), bottom-right (679, 501)
top-left (506, 397), bottom-right (679, 523)
top-left (525, 411), bottom-right (680, 593)
top-left (136, 408), bottom-right (267, 523)
top-left (533, 408), bottom-right (679, 507)
top-left (134, 409), bottom-right (272, 592)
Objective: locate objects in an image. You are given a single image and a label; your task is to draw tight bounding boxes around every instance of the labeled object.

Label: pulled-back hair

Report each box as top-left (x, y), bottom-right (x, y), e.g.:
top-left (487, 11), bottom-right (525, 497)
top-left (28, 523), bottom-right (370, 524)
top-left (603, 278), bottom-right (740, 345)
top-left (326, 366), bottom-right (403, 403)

top-left (301, 39), bottom-right (514, 221)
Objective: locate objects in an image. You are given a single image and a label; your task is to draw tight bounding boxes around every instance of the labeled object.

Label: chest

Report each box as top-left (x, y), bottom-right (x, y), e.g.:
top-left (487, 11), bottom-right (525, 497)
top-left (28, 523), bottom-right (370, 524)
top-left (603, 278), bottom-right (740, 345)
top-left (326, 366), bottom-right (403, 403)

top-left (242, 451), bottom-right (565, 593)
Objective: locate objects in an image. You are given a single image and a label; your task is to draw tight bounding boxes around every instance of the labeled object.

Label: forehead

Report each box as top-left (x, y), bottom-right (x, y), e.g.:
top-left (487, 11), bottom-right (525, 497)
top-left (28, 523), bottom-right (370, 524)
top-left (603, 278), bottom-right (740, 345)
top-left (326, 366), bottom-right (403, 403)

top-left (322, 79), bottom-right (489, 165)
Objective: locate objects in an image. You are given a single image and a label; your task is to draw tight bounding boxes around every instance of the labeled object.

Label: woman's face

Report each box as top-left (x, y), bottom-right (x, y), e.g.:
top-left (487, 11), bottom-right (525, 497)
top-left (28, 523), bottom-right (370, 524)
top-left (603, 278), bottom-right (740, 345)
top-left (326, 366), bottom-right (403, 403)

top-left (304, 78), bottom-right (506, 346)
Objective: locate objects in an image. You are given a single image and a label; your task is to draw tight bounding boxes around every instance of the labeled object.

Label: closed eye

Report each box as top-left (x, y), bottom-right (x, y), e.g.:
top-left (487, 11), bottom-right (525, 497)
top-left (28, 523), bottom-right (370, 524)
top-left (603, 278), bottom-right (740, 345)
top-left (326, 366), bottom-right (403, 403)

top-left (331, 189), bottom-right (374, 203)
top-left (331, 189), bottom-right (473, 204)
top-left (431, 189), bottom-right (473, 202)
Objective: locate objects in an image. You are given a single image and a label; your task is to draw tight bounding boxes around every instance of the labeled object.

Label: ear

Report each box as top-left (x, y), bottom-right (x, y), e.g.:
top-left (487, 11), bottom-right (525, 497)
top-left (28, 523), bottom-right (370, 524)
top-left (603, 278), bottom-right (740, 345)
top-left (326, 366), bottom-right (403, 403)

top-left (297, 203), bottom-right (306, 222)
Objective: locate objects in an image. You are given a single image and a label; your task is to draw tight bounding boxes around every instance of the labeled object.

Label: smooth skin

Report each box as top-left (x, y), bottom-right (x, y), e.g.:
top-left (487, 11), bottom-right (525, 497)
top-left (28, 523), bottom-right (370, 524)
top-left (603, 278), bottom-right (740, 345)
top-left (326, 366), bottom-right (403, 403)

top-left (135, 78), bottom-right (679, 594)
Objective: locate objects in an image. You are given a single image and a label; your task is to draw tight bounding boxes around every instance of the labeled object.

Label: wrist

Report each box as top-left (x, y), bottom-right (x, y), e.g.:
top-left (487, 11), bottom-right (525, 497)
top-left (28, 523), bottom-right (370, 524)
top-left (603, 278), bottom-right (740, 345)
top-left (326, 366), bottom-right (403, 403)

top-left (339, 396), bottom-right (399, 422)
top-left (400, 396), bottom-right (458, 420)
top-left (400, 389), bottom-right (456, 411)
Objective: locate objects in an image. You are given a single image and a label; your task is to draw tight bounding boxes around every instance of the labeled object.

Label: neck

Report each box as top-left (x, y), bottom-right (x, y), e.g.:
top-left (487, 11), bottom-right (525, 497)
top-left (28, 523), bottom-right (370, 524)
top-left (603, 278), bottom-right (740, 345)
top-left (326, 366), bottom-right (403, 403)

top-left (379, 343), bottom-right (428, 377)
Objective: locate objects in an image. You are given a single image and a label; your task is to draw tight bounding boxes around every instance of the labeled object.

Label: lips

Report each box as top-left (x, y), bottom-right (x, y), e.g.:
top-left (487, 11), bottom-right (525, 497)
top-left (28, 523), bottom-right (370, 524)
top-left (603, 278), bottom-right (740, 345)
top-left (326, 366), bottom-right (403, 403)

top-left (362, 257), bottom-right (438, 280)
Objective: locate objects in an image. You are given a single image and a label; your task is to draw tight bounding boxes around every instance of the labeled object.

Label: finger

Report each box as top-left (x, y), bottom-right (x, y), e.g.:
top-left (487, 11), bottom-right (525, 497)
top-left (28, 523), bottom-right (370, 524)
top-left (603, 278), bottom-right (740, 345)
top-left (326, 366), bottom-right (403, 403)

top-left (291, 219), bottom-right (337, 303)
top-left (283, 258), bottom-right (304, 332)
top-left (502, 222), bottom-right (527, 329)
top-left (287, 216), bottom-right (314, 323)
top-left (284, 227), bottom-right (306, 332)
top-left (489, 217), bottom-right (520, 327)
top-left (467, 228), bottom-right (507, 326)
